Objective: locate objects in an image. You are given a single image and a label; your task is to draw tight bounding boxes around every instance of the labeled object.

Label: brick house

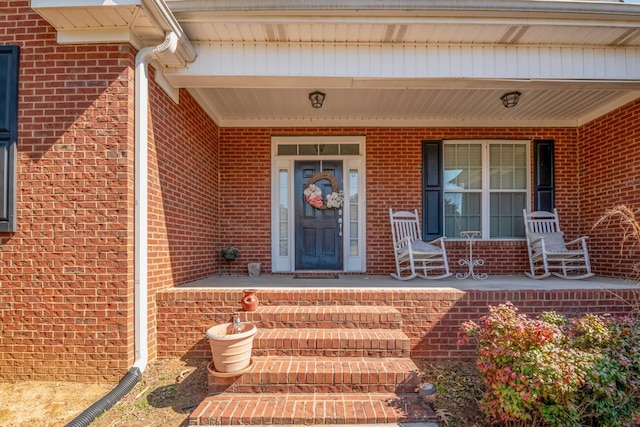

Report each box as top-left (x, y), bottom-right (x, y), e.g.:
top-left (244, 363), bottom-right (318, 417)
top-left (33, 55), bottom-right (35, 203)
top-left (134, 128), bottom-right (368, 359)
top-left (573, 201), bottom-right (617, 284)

top-left (1, 0), bottom-right (639, 389)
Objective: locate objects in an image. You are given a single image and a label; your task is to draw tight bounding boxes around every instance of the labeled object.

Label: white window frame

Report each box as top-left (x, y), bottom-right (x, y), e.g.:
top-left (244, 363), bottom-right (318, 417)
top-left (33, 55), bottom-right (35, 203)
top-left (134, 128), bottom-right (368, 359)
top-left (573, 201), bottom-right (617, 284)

top-left (443, 139), bottom-right (530, 240)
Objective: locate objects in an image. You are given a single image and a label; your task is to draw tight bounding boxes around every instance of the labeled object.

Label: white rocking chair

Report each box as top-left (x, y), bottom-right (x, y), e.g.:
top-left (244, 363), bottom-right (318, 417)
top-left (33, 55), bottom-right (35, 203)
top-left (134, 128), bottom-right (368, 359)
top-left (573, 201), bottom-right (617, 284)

top-left (523, 209), bottom-right (594, 279)
top-left (389, 209), bottom-right (452, 280)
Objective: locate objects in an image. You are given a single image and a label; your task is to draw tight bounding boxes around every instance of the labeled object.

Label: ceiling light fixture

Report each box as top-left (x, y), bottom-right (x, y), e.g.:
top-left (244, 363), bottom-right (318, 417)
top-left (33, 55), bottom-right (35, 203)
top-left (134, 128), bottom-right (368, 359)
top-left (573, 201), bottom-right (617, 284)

top-left (309, 91), bottom-right (326, 108)
top-left (500, 91), bottom-right (521, 108)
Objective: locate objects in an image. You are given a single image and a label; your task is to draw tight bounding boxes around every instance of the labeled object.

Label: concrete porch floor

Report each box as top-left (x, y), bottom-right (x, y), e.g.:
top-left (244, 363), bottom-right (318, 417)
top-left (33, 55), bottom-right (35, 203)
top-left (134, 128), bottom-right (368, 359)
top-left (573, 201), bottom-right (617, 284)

top-left (179, 273), bottom-right (637, 291)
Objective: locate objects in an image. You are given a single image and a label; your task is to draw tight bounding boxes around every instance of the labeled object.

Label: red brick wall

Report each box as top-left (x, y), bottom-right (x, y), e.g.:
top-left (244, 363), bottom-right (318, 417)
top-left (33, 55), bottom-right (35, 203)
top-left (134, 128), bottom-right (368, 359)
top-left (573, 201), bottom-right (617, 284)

top-left (0, 3), bottom-right (135, 382)
top-left (156, 287), bottom-right (638, 361)
top-left (145, 71), bottom-right (220, 360)
top-left (578, 99), bottom-right (640, 279)
top-left (219, 127), bottom-right (582, 276)
top-left (0, 2), bottom-right (220, 381)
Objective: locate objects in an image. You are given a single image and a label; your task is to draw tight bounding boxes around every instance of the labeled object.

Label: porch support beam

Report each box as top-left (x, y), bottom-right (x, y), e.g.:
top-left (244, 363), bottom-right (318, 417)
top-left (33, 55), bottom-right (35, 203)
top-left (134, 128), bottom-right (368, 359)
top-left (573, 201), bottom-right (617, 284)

top-left (165, 42), bottom-right (640, 87)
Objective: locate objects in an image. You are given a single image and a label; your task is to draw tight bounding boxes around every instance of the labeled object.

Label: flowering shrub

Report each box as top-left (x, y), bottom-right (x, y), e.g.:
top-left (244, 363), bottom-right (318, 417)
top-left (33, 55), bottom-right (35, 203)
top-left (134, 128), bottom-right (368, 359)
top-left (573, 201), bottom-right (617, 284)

top-left (459, 302), bottom-right (640, 427)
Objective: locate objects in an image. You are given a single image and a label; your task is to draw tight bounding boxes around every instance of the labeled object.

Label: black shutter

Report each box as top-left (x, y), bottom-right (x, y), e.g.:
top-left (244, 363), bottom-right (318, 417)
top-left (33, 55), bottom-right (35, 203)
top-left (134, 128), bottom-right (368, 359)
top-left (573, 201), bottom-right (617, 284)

top-left (0, 46), bottom-right (19, 232)
top-left (422, 140), bottom-right (444, 240)
top-left (533, 139), bottom-right (555, 212)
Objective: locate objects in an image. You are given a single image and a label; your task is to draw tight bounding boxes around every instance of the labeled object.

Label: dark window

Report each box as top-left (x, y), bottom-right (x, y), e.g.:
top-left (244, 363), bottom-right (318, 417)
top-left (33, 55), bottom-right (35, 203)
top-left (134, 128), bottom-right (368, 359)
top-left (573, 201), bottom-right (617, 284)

top-left (0, 46), bottom-right (19, 232)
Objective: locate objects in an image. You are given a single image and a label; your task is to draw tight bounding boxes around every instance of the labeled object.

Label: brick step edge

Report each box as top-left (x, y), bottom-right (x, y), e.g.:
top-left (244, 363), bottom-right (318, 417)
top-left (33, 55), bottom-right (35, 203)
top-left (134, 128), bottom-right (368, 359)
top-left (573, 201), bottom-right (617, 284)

top-left (252, 328), bottom-right (410, 357)
top-left (208, 356), bottom-right (421, 394)
top-left (189, 392), bottom-right (437, 426)
top-left (241, 305), bottom-right (403, 329)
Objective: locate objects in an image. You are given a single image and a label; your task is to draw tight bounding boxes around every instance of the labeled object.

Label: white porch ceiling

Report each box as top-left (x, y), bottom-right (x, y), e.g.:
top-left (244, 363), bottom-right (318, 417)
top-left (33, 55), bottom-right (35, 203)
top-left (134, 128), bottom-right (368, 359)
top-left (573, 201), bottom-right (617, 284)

top-left (31, 0), bottom-right (640, 127)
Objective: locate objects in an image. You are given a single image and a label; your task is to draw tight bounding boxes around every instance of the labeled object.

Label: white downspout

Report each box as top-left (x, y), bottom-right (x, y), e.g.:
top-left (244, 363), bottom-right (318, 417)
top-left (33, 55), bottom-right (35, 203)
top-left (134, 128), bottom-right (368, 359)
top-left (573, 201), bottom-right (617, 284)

top-left (133, 32), bottom-right (178, 373)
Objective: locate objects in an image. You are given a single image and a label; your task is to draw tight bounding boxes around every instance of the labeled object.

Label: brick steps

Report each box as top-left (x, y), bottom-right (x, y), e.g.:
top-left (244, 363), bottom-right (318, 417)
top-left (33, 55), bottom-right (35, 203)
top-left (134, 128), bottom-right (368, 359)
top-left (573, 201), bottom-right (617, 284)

top-left (253, 329), bottom-right (411, 357)
top-left (189, 392), bottom-right (435, 426)
top-left (208, 356), bottom-right (419, 393)
top-left (189, 304), bottom-right (436, 426)
top-left (244, 305), bottom-right (404, 329)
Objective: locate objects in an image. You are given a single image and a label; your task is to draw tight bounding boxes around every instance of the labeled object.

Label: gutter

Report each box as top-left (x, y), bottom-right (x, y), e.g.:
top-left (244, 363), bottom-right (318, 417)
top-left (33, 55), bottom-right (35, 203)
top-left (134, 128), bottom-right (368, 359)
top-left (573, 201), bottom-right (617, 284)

top-left (169, 0), bottom-right (640, 19)
top-left (64, 31), bottom-right (181, 427)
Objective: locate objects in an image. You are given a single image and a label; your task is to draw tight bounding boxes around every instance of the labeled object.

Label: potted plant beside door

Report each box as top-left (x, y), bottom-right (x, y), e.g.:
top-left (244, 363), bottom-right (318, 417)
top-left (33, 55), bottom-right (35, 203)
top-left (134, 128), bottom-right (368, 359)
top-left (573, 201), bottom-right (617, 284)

top-left (220, 246), bottom-right (239, 276)
top-left (220, 246), bottom-right (239, 261)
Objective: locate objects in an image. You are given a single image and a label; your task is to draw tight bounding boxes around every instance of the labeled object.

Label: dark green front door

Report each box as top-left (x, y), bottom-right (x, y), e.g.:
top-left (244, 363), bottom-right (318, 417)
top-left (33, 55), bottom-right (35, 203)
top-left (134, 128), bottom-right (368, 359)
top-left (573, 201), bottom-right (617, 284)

top-left (294, 160), bottom-right (343, 270)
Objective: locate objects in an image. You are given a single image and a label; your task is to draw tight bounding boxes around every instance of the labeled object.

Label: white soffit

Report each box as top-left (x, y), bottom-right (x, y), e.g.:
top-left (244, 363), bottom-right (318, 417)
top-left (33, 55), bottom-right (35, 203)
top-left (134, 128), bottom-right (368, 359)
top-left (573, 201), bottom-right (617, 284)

top-left (186, 86), bottom-right (640, 128)
top-left (167, 41), bottom-right (640, 127)
top-left (167, 1), bottom-right (640, 127)
top-left (30, 0), bottom-right (197, 67)
top-left (30, 0), bottom-right (640, 127)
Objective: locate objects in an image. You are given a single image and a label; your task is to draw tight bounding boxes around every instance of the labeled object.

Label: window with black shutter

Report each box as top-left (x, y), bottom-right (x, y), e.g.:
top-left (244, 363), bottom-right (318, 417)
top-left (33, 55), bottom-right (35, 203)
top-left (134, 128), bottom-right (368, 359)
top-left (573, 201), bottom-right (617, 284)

top-left (423, 138), bottom-right (555, 239)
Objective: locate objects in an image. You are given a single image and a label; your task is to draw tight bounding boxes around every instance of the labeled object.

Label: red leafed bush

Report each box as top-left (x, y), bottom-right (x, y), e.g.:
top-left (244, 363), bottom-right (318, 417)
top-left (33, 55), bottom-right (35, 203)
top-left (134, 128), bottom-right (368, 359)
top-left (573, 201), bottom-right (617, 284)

top-left (459, 302), bottom-right (640, 427)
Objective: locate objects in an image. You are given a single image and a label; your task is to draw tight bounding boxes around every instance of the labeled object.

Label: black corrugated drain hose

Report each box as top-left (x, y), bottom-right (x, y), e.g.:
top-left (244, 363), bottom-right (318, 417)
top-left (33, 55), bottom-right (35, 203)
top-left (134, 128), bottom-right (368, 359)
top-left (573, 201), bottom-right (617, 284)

top-left (65, 367), bottom-right (142, 427)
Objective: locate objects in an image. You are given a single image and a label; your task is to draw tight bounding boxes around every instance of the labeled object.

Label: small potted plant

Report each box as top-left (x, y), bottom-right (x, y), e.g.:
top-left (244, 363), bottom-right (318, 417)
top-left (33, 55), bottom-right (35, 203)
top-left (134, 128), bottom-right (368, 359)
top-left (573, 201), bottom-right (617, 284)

top-left (220, 246), bottom-right (239, 261)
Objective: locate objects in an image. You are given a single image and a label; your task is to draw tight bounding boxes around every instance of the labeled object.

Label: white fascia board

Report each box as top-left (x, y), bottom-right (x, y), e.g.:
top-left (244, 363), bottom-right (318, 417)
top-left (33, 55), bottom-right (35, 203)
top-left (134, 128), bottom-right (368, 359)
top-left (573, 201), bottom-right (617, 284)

top-left (215, 117), bottom-right (580, 128)
top-left (56, 28), bottom-right (141, 45)
top-left (169, 0), bottom-right (640, 18)
top-left (172, 13), bottom-right (640, 30)
top-left (31, 0), bottom-right (140, 6)
top-left (166, 42), bottom-right (640, 84)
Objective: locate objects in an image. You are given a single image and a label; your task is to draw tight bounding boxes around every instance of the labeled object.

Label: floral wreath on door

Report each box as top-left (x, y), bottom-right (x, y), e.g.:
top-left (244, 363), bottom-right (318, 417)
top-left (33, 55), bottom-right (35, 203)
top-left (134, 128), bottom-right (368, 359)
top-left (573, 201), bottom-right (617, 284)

top-left (303, 172), bottom-right (344, 210)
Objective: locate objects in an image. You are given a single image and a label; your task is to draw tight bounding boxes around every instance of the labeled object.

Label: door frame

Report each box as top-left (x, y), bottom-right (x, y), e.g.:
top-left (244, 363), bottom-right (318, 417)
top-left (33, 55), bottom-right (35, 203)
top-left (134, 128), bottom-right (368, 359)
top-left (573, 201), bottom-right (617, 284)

top-left (271, 136), bottom-right (366, 273)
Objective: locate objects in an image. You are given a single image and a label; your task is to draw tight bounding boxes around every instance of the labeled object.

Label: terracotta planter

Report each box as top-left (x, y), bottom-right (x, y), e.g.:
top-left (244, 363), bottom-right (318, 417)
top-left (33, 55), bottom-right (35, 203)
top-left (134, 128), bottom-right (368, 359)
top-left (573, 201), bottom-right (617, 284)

top-left (240, 289), bottom-right (259, 311)
top-left (205, 322), bottom-right (257, 374)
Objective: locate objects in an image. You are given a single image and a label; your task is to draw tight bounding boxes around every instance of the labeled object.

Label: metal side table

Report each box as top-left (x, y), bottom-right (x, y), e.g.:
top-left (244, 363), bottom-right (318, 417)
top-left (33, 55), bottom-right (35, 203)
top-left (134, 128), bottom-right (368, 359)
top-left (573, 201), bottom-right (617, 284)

top-left (456, 230), bottom-right (488, 280)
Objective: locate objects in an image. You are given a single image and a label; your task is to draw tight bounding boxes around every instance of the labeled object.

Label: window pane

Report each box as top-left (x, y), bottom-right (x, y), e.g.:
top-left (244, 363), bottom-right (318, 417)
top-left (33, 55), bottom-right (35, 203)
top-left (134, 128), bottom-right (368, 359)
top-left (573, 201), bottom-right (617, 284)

top-left (444, 193), bottom-right (481, 237)
top-left (340, 144), bottom-right (360, 155)
top-left (319, 144), bottom-right (338, 155)
top-left (299, 145), bottom-right (318, 155)
top-left (490, 144), bottom-right (527, 190)
top-left (277, 145), bottom-right (297, 155)
top-left (350, 240), bottom-right (359, 256)
top-left (278, 170), bottom-right (289, 256)
top-left (489, 192), bottom-right (526, 238)
top-left (349, 170), bottom-right (359, 256)
top-left (445, 144), bottom-right (482, 190)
